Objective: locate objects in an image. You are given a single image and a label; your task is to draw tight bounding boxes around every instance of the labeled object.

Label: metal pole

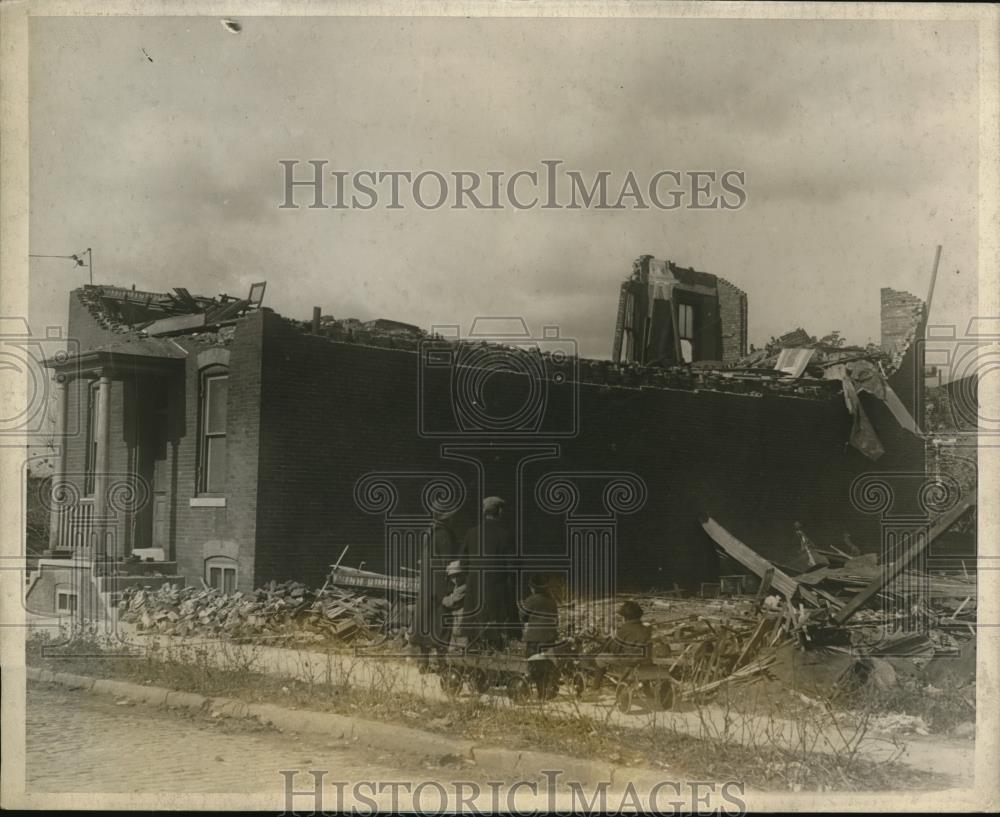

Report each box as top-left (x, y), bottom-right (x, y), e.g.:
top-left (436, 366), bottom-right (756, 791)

top-left (86, 248), bottom-right (93, 285)
top-left (925, 244), bottom-right (942, 318)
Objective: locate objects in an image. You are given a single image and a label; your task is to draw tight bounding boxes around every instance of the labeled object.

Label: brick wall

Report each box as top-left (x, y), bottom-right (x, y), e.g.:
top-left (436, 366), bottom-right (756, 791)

top-left (716, 277), bottom-right (748, 364)
top-left (881, 288), bottom-right (925, 361)
top-left (254, 317), bottom-right (925, 591)
top-left (169, 315), bottom-right (264, 592)
top-left (58, 299), bottom-right (264, 593)
top-left (67, 289), bottom-right (122, 351)
top-left (56, 294), bottom-right (928, 594)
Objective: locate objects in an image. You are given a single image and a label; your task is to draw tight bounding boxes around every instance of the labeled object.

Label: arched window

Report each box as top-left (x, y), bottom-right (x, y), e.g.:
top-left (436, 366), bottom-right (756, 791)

top-left (198, 366), bottom-right (229, 494)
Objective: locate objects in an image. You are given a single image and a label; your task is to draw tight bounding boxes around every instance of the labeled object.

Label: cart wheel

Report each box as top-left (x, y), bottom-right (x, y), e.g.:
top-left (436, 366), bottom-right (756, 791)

top-left (615, 682), bottom-right (634, 714)
top-left (655, 679), bottom-right (675, 711)
top-left (472, 669), bottom-right (491, 694)
top-left (571, 672), bottom-right (586, 700)
top-left (507, 676), bottom-right (531, 703)
top-left (440, 668), bottom-right (464, 697)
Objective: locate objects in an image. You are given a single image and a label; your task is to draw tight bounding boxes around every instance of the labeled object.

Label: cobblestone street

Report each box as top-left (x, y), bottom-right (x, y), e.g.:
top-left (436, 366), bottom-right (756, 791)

top-left (25, 682), bottom-right (494, 805)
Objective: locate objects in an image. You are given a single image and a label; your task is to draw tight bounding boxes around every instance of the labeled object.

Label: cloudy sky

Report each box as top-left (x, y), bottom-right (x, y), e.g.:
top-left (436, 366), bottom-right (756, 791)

top-left (29, 14), bottom-right (979, 358)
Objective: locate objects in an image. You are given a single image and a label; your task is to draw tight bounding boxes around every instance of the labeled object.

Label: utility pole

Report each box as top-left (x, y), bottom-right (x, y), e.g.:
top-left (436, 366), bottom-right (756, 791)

top-left (925, 244), bottom-right (942, 319)
top-left (29, 247), bottom-right (93, 285)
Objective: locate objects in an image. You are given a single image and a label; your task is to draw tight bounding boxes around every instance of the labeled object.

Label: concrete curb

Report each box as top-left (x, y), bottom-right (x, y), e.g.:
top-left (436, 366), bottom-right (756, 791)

top-left (28, 668), bottom-right (661, 786)
top-left (93, 678), bottom-right (170, 708)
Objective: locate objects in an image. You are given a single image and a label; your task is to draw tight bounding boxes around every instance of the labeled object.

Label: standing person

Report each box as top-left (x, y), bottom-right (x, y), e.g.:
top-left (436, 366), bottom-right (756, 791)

top-left (441, 559), bottom-right (469, 653)
top-left (521, 575), bottom-right (560, 698)
top-left (462, 496), bottom-right (518, 650)
top-left (410, 509), bottom-right (461, 671)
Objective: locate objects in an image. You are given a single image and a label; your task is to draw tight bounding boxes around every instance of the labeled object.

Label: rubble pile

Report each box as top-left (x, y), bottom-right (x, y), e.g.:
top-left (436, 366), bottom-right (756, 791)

top-left (736, 329), bottom-right (892, 376)
top-left (559, 510), bottom-right (977, 713)
top-left (118, 580), bottom-right (395, 645)
top-left (566, 595), bottom-right (794, 701)
top-left (697, 516), bottom-right (977, 711)
top-left (286, 315), bottom-right (427, 350)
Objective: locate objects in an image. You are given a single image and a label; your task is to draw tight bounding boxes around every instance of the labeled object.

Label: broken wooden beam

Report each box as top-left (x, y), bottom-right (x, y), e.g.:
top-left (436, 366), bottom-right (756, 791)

top-left (832, 496), bottom-right (976, 624)
top-left (700, 516), bottom-right (822, 607)
top-left (753, 566), bottom-right (774, 607)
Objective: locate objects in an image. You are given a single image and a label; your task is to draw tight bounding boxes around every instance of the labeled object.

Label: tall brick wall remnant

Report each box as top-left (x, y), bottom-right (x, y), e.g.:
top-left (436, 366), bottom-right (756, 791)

top-left (881, 288), bottom-right (925, 364)
top-left (717, 277), bottom-right (748, 364)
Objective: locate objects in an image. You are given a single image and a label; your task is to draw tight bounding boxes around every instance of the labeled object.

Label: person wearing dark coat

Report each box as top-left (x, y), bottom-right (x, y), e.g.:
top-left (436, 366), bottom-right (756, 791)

top-left (520, 575), bottom-right (560, 655)
top-left (521, 575), bottom-right (560, 698)
top-left (461, 496), bottom-right (518, 650)
top-left (410, 509), bottom-right (461, 669)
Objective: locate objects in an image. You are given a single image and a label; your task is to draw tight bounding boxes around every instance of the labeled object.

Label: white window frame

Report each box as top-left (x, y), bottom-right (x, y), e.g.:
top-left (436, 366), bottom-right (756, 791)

top-left (677, 303), bottom-right (695, 341)
top-left (198, 368), bottom-right (229, 495)
top-left (205, 556), bottom-right (238, 593)
top-left (677, 303), bottom-right (695, 363)
top-left (56, 589), bottom-right (79, 613)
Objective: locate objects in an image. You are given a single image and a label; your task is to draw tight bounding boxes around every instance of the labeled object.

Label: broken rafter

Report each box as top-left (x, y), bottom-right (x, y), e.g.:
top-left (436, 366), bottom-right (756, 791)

top-left (832, 496), bottom-right (976, 624)
top-left (699, 516), bottom-right (823, 607)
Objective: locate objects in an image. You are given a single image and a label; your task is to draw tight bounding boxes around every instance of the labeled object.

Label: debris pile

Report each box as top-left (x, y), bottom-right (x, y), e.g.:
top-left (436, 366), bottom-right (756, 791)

top-left (699, 516), bottom-right (976, 718)
top-left (559, 511), bottom-right (976, 719)
top-left (288, 315), bottom-right (427, 350)
top-left (118, 580), bottom-right (397, 645)
top-left (736, 329), bottom-right (891, 376)
top-left (566, 594), bottom-right (792, 702)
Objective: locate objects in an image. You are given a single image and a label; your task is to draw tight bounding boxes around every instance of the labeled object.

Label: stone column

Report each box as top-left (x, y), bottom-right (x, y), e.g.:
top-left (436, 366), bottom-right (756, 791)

top-left (92, 374), bottom-right (112, 560)
top-left (47, 377), bottom-right (68, 551)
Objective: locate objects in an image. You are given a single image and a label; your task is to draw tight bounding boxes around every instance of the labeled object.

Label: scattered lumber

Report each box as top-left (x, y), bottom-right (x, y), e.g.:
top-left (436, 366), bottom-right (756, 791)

top-left (700, 516), bottom-right (823, 607)
top-left (832, 496), bottom-right (976, 624)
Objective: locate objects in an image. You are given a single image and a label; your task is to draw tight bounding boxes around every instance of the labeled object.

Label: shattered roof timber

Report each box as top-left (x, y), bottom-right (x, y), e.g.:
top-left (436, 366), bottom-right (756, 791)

top-left (75, 283), bottom-right (259, 336)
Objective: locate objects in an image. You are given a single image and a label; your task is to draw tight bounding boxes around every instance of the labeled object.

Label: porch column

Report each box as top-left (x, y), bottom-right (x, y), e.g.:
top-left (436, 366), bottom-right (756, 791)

top-left (47, 377), bottom-right (67, 551)
top-left (92, 373), bottom-right (112, 560)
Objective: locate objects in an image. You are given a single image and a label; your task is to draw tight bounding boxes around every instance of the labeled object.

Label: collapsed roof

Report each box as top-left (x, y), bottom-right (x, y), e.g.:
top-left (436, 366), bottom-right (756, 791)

top-left (67, 276), bottom-right (928, 462)
top-left (76, 282), bottom-right (267, 336)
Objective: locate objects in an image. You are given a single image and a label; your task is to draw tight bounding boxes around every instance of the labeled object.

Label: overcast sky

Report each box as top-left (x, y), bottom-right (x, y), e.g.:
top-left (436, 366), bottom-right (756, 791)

top-left (29, 15), bottom-right (979, 358)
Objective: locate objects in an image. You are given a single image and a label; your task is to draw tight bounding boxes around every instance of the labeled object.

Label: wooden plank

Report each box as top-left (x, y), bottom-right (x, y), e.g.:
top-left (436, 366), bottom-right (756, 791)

top-left (832, 496), bottom-right (976, 624)
top-left (753, 567), bottom-right (774, 605)
top-left (700, 516), bottom-right (821, 606)
top-left (146, 312), bottom-right (207, 336)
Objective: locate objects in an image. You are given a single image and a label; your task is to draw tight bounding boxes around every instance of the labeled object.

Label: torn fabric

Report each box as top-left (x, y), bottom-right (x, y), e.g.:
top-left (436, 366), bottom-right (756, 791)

top-left (835, 368), bottom-right (885, 460)
top-left (847, 358), bottom-right (922, 435)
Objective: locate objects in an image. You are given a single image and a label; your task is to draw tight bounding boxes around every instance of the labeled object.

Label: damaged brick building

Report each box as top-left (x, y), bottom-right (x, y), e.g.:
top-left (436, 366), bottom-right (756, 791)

top-left (26, 256), bottom-right (929, 616)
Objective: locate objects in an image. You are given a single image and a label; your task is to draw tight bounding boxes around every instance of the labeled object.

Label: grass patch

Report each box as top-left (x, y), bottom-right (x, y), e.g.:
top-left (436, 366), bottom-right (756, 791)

top-left (26, 631), bottom-right (953, 792)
